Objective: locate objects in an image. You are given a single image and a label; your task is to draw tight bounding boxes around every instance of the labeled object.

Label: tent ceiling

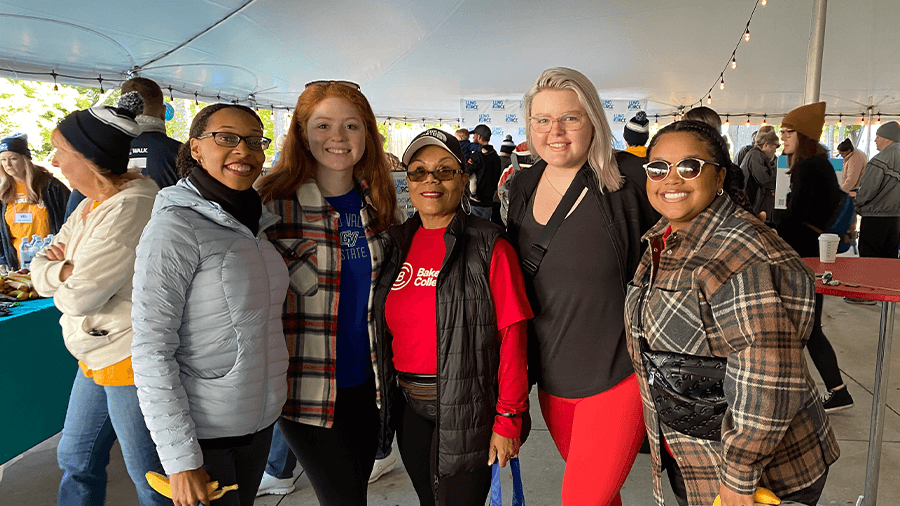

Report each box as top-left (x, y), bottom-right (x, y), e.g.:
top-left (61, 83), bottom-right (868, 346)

top-left (1, 0), bottom-right (898, 119)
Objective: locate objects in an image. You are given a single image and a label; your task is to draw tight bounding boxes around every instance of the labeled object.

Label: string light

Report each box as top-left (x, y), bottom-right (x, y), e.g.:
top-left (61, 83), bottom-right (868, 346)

top-left (746, 115), bottom-right (751, 126)
top-left (654, 114), bottom-right (660, 128)
top-left (838, 114), bottom-right (843, 127)
top-left (97, 75), bottom-right (104, 94)
top-left (719, 77), bottom-right (725, 90)
top-left (725, 114), bottom-right (731, 126)
top-left (731, 57), bottom-right (737, 69)
top-left (877, 113), bottom-right (882, 126)
top-left (761, 0), bottom-right (767, 5)
top-left (761, 114), bottom-right (767, 126)
top-left (744, 28), bottom-right (751, 41)
top-left (707, 94), bottom-right (712, 105)
top-left (51, 70), bottom-right (58, 91)
top-left (194, 92), bottom-right (199, 105)
top-left (860, 115), bottom-right (866, 125)
top-left (168, 86), bottom-right (174, 102)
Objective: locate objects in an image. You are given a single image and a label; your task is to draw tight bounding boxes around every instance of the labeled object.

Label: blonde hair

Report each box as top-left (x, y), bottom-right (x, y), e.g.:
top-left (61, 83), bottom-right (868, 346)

top-left (523, 67), bottom-right (622, 192)
top-left (51, 129), bottom-right (141, 199)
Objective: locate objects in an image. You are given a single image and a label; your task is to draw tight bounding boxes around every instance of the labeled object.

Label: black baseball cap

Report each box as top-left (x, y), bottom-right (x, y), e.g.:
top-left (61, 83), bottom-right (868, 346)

top-left (470, 124), bottom-right (491, 140)
top-left (402, 129), bottom-right (464, 166)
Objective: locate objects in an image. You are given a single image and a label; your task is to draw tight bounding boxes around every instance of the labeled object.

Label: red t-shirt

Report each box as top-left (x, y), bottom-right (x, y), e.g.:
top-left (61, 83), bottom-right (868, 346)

top-left (385, 225), bottom-right (532, 438)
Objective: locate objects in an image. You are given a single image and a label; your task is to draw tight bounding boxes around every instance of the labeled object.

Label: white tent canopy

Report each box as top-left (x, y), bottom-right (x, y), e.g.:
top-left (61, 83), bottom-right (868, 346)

top-left (1, 0), bottom-right (898, 121)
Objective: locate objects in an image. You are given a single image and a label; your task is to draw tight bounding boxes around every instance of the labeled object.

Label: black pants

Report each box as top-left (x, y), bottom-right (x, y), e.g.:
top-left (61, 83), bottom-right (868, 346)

top-left (198, 424), bottom-right (274, 506)
top-left (860, 216), bottom-right (900, 258)
top-left (662, 447), bottom-right (828, 506)
top-left (278, 374), bottom-right (379, 506)
top-left (396, 394), bottom-right (491, 506)
top-left (807, 293), bottom-right (845, 390)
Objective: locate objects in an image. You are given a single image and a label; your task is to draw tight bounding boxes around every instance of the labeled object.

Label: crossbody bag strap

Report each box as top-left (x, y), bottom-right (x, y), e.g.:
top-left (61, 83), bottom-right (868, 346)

top-left (521, 175), bottom-right (586, 280)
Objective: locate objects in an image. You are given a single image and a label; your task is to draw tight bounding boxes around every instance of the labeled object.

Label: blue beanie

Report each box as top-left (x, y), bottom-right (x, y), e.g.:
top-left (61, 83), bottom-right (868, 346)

top-left (0, 133), bottom-right (31, 159)
top-left (56, 93), bottom-right (143, 174)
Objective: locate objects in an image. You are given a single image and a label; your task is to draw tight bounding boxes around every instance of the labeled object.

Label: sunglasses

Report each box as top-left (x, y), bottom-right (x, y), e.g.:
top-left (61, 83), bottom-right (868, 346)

top-left (304, 80), bottom-right (361, 91)
top-left (406, 167), bottom-right (464, 182)
top-left (643, 158), bottom-right (720, 182)
top-left (196, 132), bottom-right (271, 151)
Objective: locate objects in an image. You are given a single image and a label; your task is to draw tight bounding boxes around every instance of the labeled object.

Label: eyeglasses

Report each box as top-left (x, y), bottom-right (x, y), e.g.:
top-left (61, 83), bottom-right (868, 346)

top-left (196, 132), bottom-right (271, 151)
top-left (529, 113), bottom-right (586, 133)
top-left (643, 158), bottom-right (720, 182)
top-left (304, 80), bottom-right (361, 91)
top-left (780, 129), bottom-right (795, 137)
top-left (406, 167), bottom-right (464, 182)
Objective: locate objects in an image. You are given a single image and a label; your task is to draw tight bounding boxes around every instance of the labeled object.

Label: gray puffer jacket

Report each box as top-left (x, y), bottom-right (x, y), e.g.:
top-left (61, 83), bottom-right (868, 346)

top-left (132, 179), bottom-right (289, 475)
top-left (856, 142), bottom-right (900, 217)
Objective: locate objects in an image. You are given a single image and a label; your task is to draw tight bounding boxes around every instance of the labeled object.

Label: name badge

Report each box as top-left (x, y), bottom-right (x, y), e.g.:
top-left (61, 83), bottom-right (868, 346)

top-left (14, 212), bottom-right (33, 224)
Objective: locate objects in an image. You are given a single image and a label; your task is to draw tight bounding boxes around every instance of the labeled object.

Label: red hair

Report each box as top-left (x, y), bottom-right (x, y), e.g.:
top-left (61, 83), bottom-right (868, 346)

top-left (257, 83), bottom-right (398, 233)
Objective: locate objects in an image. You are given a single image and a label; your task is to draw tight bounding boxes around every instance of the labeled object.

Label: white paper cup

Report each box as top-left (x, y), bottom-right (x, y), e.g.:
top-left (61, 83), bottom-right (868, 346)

top-left (819, 233), bottom-right (840, 263)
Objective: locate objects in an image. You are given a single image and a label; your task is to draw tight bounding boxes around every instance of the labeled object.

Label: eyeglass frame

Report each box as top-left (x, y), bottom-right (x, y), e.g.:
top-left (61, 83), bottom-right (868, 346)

top-left (643, 157), bottom-right (721, 182)
top-left (195, 132), bottom-right (272, 151)
top-left (304, 80), bottom-right (361, 91)
top-left (405, 167), bottom-right (465, 182)
top-left (528, 112), bottom-right (587, 133)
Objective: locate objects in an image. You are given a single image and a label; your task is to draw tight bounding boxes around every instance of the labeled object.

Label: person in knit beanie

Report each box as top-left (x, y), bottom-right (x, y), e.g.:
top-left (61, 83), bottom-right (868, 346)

top-left (623, 111), bottom-right (650, 157)
top-left (500, 134), bottom-right (516, 155)
top-left (856, 120), bottom-right (900, 262)
top-left (776, 100), bottom-right (857, 412)
top-left (30, 93), bottom-right (167, 505)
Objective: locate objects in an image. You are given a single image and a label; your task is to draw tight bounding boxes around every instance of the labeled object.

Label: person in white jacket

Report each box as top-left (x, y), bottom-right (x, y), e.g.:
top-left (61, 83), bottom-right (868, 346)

top-left (30, 95), bottom-right (167, 506)
top-left (131, 103), bottom-right (289, 506)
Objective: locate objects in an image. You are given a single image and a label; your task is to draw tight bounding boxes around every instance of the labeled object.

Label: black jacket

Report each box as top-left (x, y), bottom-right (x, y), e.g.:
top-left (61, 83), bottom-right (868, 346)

top-left (374, 209), bottom-right (505, 478)
top-left (506, 151), bottom-right (658, 385)
top-left (776, 152), bottom-right (845, 257)
top-left (0, 176), bottom-right (70, 269)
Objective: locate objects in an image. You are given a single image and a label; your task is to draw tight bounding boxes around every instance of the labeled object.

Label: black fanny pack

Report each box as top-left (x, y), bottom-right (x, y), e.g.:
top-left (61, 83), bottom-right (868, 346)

top-left (397, 372), bottom-right (437, 421)
top-left (639, 337), bottom-right (728, 441)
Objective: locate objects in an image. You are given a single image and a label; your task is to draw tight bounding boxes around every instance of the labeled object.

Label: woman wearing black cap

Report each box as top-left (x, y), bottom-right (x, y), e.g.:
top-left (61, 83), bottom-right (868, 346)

top-left (30, 95), bottom-right (168, 506)
top-left (373, 129), bottom-right (531, 506)
top-left (0, 133), bottom-right (70, 269)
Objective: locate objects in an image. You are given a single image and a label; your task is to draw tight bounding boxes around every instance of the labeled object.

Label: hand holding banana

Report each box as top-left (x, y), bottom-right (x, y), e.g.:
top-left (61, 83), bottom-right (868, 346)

top-left (713, 486), bottom-right (780, 506)
top-left (146, 471), bottom-right (238, 505)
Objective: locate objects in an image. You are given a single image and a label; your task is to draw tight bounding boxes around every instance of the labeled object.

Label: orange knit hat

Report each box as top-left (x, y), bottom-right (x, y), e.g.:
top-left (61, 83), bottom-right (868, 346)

top-left (781, 102), bottom-right (826, 140)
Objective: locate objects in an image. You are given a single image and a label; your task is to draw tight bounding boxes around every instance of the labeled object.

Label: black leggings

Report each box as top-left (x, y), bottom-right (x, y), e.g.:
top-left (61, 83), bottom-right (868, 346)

top-left (396, 394), bottom-right (492, 506)
top-left (198, 424), bottom-right (274, 506)
top-left (807, 293), bottom-right (845, 390)
top-left (279, 374), bottom-right (379, 506)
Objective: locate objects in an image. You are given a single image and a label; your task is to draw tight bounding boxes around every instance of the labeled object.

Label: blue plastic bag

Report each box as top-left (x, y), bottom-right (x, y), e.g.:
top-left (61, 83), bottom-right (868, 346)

top-left (490, 457), bottom-right (525, 506)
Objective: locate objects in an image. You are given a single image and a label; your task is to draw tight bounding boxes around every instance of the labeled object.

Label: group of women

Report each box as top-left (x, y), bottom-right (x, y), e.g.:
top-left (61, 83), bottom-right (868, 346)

top-left (11, 67), bottom-right (839, 506)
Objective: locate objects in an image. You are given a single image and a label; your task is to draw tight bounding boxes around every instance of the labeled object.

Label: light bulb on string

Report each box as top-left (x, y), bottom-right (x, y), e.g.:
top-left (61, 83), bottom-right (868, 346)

top-left (725, 114), bottom-right (731, 126)
top-left (51, 70), bottom-right (58, 91)
top-left (194, 92), bottom-right (199, 106)
top-left (731, 57), bottom-right (737, 69)
top-left (860, 115), bottom-right (866, 125)
top-left (838, 114), bottom-right (843, 127)
top-left (168, 86), bottom-right (174, 102)
top-left (761, 0), bottom-right (767, 5)
top-left (707, 94), bottom-right (712, 105)
top-left (746, 115), bottom-right (751, 126)
top-left (719, 78), bottom-right (725, 90)
top-left (877, 113), bottom-right (882, 126)
top-left (654, 114), bottom-right (660, 128)
top-left (762, 115), bottom-right (767, 127)
top-left (98, 75), bottom-right (104, 94)
top-left (744, 28), bottom-right (751, 41)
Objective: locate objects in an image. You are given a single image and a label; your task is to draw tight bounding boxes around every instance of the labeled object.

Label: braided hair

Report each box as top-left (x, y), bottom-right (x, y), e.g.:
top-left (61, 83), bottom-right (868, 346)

top-left (647, 119), bottom-right (753, 213)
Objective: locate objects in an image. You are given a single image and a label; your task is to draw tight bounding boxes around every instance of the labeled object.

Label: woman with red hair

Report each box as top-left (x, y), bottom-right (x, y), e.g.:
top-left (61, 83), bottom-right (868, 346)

top-left (256, 81), bottom-right (398, 505)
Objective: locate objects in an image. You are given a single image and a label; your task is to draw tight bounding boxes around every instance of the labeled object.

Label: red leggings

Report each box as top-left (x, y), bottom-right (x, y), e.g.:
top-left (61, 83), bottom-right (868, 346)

top-left (538, 374), bottom-right (645, 506)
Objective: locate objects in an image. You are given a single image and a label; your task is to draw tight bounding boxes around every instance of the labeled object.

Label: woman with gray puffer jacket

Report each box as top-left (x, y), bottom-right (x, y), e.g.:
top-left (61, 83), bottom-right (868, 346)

top-left (132, 103), bottom-right (289, 506)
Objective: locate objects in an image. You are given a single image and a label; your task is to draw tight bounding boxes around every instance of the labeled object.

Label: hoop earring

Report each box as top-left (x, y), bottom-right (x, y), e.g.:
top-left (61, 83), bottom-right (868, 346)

top-left (716, 188), bottom-right (724, 196)
top-left (461, 193), bottom-right (472, 215)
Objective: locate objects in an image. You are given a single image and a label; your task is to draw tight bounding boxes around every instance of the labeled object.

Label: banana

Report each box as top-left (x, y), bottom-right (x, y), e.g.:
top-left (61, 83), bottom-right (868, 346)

top-left (145, 471), bottom-right (238, 500)
top-left (712, 486), bottom-right (780, 506)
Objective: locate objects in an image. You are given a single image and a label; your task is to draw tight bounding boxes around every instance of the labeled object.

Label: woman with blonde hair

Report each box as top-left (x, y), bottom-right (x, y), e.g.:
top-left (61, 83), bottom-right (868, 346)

top-left (0, 133), bottom-right (70, 269)
top-left (256, 80), bottom-right (398, 505)
top-left (506, 67), bottom-right (657, 505)
top-left (30, 96), bottom-right (167, 506)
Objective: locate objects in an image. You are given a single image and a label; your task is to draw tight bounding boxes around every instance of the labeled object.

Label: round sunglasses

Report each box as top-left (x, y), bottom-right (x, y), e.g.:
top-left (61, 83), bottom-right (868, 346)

top-left (643, 158), bottom-right (720, 182)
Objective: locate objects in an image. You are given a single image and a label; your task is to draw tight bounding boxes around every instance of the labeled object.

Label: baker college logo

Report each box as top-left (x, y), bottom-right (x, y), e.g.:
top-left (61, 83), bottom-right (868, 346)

top-left (392, 262), bottom-right (438, 290)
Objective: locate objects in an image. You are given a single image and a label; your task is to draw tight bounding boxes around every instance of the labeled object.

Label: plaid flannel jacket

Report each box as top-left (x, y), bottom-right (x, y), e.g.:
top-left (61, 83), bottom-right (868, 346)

top-left (265, 179), bottom-right (387, 427)
top-left (625, 195), bottom-right (839, 505)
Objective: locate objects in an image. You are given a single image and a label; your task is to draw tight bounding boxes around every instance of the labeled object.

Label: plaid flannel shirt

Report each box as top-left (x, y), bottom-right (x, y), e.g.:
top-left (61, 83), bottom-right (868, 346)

top-left (625, 195), bottom-right (839, 505)
top-left (265, 179), bottom-right (387, 428)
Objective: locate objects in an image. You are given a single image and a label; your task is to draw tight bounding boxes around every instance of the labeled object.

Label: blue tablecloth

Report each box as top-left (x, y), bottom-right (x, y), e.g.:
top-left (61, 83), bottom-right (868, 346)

top-left (0, 297), bottom-right (75, 464)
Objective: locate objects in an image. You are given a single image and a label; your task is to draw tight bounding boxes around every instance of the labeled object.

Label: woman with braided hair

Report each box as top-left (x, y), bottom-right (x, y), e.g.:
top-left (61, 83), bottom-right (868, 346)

top-left (625, 119), bottom-right (839, 506)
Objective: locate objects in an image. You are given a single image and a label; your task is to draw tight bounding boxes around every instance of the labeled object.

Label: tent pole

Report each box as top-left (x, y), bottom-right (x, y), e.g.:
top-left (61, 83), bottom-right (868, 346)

top-left (803, 0), bottom-right (828, 104)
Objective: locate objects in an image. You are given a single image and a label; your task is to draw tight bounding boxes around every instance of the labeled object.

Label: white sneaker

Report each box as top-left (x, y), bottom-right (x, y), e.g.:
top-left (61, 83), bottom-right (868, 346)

top-left (368, 453), bottom-right (398, 483)
top-left (256, 466), bottom-right (300, 496)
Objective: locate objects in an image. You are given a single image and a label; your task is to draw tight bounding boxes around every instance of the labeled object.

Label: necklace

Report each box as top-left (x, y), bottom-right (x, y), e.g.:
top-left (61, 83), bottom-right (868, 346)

top-left (543, 171), bottom-right (576, 197)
